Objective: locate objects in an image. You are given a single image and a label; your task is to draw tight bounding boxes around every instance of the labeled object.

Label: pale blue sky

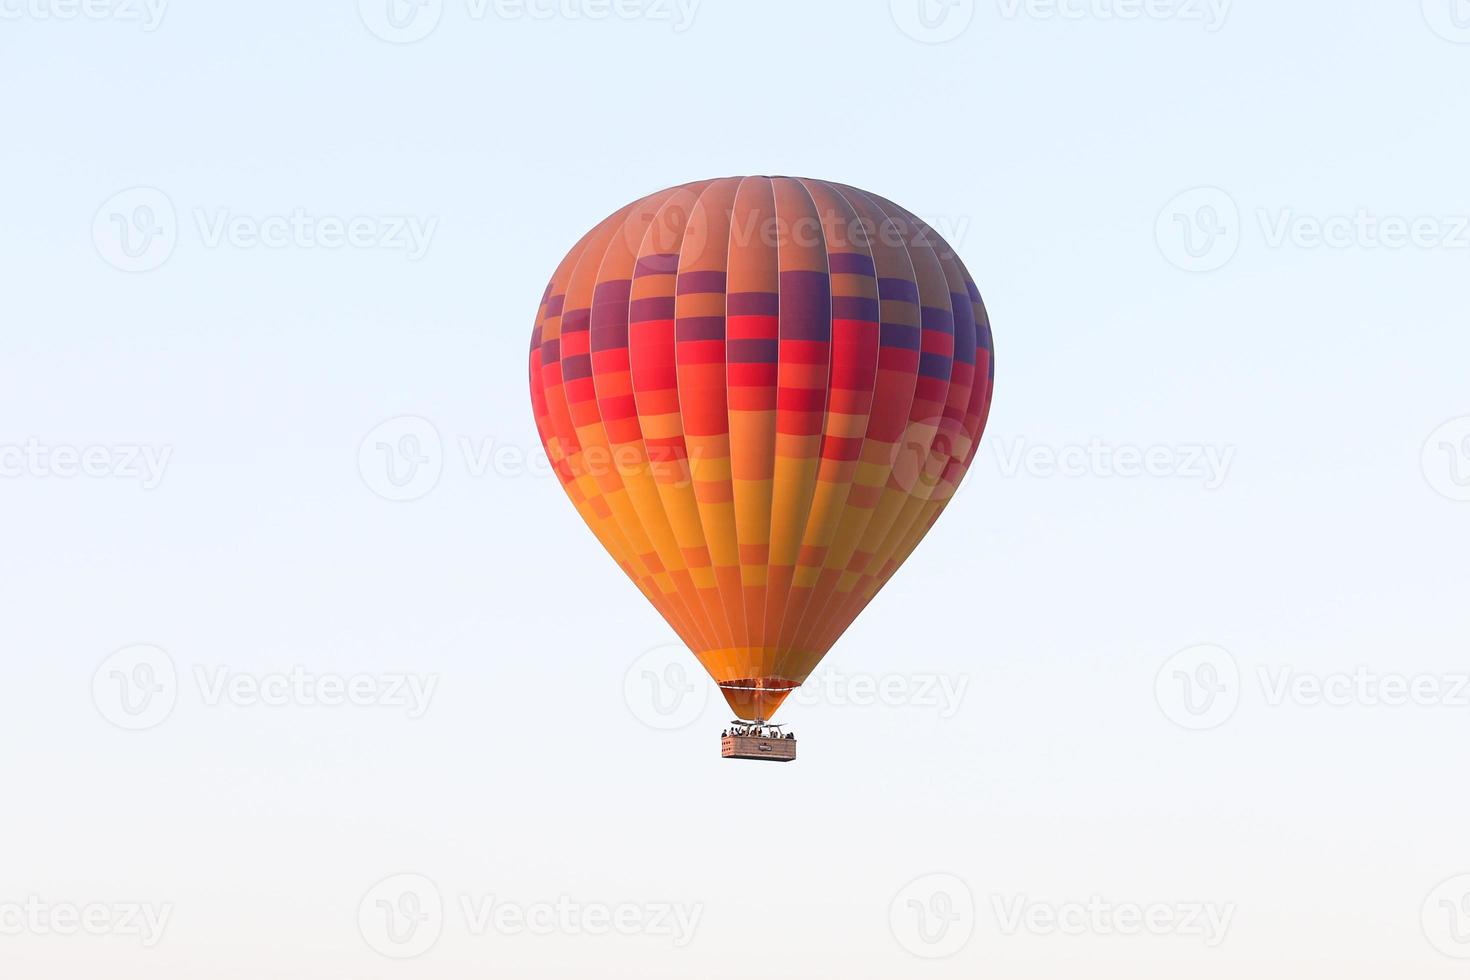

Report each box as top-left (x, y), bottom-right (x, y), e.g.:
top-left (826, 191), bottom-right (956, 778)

top-left (2, 2), bottom-right (1469, 977)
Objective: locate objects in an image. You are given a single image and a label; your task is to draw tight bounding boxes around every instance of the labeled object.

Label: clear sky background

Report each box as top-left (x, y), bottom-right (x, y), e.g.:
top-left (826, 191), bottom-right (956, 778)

top-left (2, 1), bottom-right (1469, 977)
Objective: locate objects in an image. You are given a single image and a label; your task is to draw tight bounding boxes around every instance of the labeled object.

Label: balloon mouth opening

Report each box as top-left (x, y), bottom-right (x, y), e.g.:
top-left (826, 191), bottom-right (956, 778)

top-left (719, 678), bottom-right (800, 723)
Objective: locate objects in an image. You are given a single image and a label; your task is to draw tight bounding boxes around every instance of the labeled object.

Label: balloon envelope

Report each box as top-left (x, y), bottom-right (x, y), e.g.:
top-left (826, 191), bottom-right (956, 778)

top-left (528, 176), bottom-right (993, 721)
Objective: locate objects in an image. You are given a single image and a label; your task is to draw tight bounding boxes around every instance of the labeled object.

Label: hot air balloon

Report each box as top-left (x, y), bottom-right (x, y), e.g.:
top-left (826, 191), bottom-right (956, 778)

top-left (528, 176), bottom-right (994, 760)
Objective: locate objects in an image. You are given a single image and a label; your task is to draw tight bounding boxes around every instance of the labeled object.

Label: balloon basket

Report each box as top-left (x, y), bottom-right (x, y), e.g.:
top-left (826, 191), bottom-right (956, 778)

top-left (720, 721), bottom-right (797, 762)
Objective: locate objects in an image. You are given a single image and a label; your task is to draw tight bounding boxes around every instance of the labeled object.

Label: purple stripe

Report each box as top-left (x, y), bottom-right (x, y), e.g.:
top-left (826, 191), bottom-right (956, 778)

top-left (832, 295), bottom-right (879, 322)
top-left (877, 276), bottom-right (920, 304)
top-left (919, 352), bottom-right (953, 380)
top-left (590, 304), bottom-right (628, 335)
top-left (951, 293), bottom-right (977, 365)
top-left (676, 270), bottom-right (726, 294)
top-left (629, 296), bottom-right (675, 322)
top-left (727, 291), bottom-right (779, 317)
top-left (827, 252), bottom-right (876, 276)
top-left (562, 309), bottom-right (590, 333)
top-left (561, 353), bottom-right (592, 380)
top-left (920, 305), bottom-right (955, 335)
top-left (541, 338), bottom-right (561, 362)
top-left (965, 279), bottom-right (981, 303)
top-left (592, 279), bottom-right (631, 305)
top-left (529, 324), bottom-right (543, 351)
top-left (727, 338), bottom-right (778, 363)
top-left (677, 316), bottom-right (724, 342)
top-left (545, 294), bottom-right (565, 316)
top-left (879, 323), bottom-right (921, 351)
top-left (590, 322), bottom-right (628, 353)
top-left (778, 270), bottom-right (830, 342)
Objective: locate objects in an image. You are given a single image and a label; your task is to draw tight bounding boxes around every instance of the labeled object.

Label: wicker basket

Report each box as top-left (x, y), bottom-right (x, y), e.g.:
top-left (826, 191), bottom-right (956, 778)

top-left (721, 734), bottom-right (797, 762)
